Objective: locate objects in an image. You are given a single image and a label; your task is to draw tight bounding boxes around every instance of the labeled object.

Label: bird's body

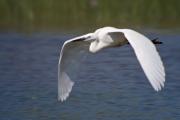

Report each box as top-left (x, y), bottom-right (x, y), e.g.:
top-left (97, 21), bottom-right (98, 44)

top-left (58, 27), bottom-right (165, 102)
top-left (89, 27), bottom-right (128, 52)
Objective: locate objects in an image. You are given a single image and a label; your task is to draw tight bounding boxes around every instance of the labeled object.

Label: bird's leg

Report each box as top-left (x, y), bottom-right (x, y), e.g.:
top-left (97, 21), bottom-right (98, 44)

top-left (151, 38), bottom-right (163, 44)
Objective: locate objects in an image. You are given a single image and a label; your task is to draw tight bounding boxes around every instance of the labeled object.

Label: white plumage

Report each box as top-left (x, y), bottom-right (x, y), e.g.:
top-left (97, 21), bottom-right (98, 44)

top-left (58, 27), bottom-right (165, 102)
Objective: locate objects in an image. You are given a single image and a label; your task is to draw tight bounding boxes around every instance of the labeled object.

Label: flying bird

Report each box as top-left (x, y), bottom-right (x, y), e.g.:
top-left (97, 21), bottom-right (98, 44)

top-left (58, 27), bottom-right (165, 102)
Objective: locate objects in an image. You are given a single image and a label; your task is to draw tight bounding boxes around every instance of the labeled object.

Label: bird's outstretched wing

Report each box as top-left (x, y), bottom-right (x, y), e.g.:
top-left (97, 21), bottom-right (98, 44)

top-left (108, 29), bottom-right (165, 91)
top-left (58, 33), bottom-right (93, 101)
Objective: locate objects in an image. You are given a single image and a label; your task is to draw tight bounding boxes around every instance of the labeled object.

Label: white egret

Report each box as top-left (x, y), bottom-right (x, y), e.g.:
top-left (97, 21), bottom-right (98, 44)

top-left (58, 27), bottom-right (165, 102)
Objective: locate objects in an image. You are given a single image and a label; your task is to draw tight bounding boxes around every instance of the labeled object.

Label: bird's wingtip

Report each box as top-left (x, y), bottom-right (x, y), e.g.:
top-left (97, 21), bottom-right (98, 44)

top-left (58, 72), bottom-right (74, 102)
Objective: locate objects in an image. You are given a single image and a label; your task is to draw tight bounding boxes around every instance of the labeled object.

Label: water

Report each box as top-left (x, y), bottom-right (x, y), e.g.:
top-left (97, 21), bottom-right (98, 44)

top-left (0, 31), bottom-right (180, 120)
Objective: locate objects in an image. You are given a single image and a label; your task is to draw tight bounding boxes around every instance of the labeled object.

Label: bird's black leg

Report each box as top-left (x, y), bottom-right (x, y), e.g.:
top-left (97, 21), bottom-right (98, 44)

top-left (151, 37), bottom-right (163, 44)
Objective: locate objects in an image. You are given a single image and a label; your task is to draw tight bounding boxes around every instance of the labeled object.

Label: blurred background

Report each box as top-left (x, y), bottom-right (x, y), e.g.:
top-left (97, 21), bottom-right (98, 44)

top-left (0, 0), bottom-right (180, 32)
top-left (0, 0), bottom-right (180, 120)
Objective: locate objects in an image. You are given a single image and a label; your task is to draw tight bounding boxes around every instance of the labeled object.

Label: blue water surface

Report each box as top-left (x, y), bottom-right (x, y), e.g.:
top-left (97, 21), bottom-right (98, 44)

top-left (0, 31), bottom-right (180, 120)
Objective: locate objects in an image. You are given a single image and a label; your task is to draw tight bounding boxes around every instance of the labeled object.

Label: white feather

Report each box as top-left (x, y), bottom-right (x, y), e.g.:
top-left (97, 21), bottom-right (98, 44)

top-left (58, 27), bottom-right (166, 102)
top-left (58, 33), bottom-right (93, 101)
top-left (120, 29), bottom-right (165, 91)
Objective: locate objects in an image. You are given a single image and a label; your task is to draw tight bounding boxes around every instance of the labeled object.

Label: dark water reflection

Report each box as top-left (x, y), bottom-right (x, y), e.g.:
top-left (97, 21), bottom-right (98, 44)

top-left (0, 32), bottom-right (180, 120)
